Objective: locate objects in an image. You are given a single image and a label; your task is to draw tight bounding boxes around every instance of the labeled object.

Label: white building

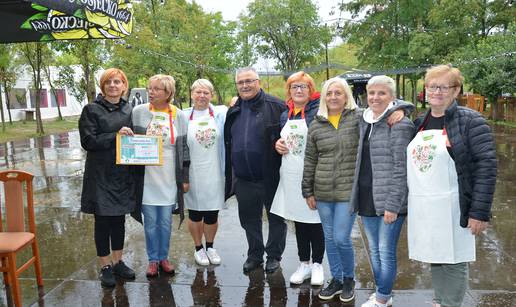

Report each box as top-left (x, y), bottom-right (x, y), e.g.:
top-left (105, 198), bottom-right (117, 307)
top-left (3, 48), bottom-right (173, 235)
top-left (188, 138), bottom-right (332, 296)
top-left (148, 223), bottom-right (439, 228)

top-left (0, 65), bottom-right (98, 121)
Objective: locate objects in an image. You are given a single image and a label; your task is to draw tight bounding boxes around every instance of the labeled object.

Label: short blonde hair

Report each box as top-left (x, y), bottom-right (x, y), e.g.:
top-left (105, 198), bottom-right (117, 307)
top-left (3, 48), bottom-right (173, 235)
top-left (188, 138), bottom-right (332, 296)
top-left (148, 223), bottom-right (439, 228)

top-left (99, 68), bottom-right (128, 96)
top-left (367, 75), bottom-right (396, 97)
top-left (191, 79), bottom-right (214, 94)
top-left (285, 71), bottom-right (316, 101)
top-left (320, 77), bottom-right (357, 116)
top-left (425, 64), bottom-right (464, 87)
top-left (148, 74), bottom-right (176, 103)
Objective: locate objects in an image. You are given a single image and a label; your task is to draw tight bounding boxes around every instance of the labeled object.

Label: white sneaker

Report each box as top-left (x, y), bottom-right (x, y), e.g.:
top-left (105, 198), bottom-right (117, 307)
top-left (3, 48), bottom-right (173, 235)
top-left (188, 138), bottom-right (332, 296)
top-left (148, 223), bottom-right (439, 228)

top-left (194, 249), bottom-right (210, 266)
top-left (310, 262), bottom-right (324, 286)
top-left (206, 248), bottom-right (221, 265)
top-left (361, 293), bottom-right (392, 307)
top-left (289, 262), bottom-right (312, 284)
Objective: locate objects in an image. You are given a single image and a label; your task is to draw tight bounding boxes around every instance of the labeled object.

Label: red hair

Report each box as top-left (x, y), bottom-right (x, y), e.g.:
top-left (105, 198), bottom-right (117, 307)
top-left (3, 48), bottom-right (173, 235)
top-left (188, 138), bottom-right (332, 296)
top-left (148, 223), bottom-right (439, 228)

top-left (99, 68), bottom-right (128, 96)
top-left (285, 71), bottom-right (316, 101)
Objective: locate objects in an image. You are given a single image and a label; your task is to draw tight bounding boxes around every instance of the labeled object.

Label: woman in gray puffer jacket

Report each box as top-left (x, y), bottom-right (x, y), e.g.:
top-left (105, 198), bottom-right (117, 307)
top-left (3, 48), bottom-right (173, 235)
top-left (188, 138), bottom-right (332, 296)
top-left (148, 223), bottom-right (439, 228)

top-left (350, 76), bottom-right (415, 307)
top-left (302, 77), bottom-right (410, 303)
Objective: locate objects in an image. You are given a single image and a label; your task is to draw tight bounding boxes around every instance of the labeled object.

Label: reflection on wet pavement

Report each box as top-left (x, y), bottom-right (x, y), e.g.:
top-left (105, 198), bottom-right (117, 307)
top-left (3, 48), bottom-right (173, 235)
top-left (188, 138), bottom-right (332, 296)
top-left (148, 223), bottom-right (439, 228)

top-left (0, 127), bottom-right (514, 306)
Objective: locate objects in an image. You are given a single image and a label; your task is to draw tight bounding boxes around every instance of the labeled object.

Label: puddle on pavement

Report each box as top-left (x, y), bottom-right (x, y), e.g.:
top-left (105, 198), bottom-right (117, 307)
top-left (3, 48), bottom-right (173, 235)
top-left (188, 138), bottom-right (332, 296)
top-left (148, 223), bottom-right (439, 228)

top-left (0, 126), bottom-right (514, 306)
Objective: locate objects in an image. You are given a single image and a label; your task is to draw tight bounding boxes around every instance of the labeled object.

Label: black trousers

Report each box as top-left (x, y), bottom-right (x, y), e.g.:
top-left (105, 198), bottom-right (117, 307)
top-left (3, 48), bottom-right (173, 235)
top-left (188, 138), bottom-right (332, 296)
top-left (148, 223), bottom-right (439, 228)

top-left (94, 214), bottom-right (126, 257)
top-left (235, 178), bottom-right (287, 261)
top-left (294, 221), bottom-right (325, 264)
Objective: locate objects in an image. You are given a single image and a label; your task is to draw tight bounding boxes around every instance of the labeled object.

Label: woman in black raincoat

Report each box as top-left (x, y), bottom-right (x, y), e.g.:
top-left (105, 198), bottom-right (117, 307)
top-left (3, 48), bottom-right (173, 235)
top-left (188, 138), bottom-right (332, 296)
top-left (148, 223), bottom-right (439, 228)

top-left (79, 68), bottom-right (137, 288)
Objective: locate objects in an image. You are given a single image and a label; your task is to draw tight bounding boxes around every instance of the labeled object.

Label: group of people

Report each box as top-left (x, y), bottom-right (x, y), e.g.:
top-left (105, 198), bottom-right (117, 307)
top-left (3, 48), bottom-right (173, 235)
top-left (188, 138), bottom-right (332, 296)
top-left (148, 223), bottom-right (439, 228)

top-left (79, 64), bottom-right (496, 307)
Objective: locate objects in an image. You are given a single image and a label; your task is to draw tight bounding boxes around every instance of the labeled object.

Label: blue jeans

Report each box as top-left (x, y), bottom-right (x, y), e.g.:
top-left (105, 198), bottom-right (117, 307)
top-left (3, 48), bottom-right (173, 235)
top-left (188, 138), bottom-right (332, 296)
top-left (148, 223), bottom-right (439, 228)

top-left (142, 205), bottom-right (174, 262)
top-left (361, 215), bottom-right (406, 302)
top-left (317, 201), bottom-right (356, 281)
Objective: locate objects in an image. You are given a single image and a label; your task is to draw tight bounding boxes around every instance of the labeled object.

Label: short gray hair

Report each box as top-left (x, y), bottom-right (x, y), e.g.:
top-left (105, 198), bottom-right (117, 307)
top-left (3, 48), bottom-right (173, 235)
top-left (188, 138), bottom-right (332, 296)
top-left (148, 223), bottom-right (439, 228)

top-left (235, 66), bottom-right (260, 82)
top-left (367, 75), bottom-right (396, 97)
top-left (191, 78), bottom-right (214, 94)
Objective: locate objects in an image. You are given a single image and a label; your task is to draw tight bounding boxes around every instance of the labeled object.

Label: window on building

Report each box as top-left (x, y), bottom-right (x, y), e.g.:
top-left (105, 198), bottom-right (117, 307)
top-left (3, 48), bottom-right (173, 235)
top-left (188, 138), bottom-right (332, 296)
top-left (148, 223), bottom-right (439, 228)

top-left (50, 89), bottom-right (67, 107)
top-left (7, 88), bottom-right (28, 109)
top-left (30, 89), bottom-right (48, 108)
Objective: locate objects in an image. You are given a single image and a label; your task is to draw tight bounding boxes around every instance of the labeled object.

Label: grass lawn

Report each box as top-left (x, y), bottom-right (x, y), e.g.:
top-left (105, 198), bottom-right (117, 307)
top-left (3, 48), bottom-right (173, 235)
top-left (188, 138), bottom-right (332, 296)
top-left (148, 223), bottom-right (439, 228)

top-left (0, 116), bottom-right (80, 144)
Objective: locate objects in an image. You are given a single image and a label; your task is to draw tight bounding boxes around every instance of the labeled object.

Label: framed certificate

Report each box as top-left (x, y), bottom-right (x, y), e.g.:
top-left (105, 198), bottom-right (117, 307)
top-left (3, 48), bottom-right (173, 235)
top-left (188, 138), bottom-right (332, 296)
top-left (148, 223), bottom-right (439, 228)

top-left (116, 134), bottom-right (163, 165)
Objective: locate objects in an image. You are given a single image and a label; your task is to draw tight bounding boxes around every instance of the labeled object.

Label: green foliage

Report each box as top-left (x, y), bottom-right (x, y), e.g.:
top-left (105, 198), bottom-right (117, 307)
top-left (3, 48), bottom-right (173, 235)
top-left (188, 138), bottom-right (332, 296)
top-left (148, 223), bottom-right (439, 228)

top-left (341, 0), bottom-right (514, 69)
top-left (342, 0), bottom-right (433, 69)
top-left (452, 23), bottom-right (516, 101)
top-left (242, 0), bottom-right (331, 72)
top-left (340, 0), bottom-right (515, 104)
top-left (0, 45), bottom-right (18, 92)
top-left (49, 40), bottom-right (104, 103)
top-left (109, 0), bottom-right (240, 105)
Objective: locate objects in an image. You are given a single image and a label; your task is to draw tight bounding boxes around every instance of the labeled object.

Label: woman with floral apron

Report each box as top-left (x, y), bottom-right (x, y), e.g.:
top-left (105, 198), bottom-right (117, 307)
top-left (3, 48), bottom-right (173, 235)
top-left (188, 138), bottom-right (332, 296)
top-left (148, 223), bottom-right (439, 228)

top-left (127, 74), bottom-right (190, 278)
top-left (271, 71), bottom-right (325, 286)
top-left (184, 79), bottom-right (227, 266)
top-left (407, 65), bottom-right (496, 307)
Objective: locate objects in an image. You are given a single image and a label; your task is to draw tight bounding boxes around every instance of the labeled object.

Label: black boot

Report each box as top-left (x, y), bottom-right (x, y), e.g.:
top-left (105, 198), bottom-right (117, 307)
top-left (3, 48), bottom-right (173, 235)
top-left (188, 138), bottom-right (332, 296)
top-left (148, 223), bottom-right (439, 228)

top-left (99, 265), bottom-right (116, 287)
top-left (318, 278), bottom-right (343, 300)
top-left (113, 260), bottom-right (136, 279)
top-left (339, 277), bottom-right (355, 302)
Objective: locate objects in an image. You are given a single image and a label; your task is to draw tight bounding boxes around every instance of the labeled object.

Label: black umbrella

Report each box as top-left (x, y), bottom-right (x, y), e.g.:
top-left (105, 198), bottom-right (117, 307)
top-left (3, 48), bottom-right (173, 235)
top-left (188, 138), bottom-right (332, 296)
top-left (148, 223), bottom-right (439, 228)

top-left (0, 0), bottom-right (133, 43)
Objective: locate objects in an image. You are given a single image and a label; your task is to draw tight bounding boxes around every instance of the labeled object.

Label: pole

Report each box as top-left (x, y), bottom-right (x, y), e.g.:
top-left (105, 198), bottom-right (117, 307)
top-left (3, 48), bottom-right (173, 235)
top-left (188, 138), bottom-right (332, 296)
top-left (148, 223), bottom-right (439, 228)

top-left (325, 23), bottom-right (330, 80)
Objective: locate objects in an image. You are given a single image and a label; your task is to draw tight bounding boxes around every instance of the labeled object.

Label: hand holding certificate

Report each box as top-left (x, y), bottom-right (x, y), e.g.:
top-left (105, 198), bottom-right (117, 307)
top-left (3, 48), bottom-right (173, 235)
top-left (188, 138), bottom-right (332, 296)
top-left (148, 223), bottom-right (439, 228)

top-left (116, 134), bottom-right (163, 165)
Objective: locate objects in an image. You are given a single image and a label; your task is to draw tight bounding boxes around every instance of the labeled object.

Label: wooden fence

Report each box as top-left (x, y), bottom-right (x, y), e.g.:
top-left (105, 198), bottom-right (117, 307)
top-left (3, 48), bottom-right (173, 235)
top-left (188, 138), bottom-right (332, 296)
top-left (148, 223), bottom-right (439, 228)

top-left (459, 94), bottom-right (515, 122)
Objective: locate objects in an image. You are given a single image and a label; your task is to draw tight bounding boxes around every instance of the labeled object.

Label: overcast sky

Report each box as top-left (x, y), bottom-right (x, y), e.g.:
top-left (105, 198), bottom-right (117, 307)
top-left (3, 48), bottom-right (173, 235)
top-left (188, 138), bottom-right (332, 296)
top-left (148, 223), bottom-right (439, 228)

top-left (190, 0), bottom-right (344, 23)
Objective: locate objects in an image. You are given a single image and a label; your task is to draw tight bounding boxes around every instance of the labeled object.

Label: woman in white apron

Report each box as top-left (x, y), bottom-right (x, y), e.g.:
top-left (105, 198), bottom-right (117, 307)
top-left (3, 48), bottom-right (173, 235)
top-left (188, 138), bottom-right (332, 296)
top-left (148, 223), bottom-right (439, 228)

top-left (128, 74), bottom-right (190, 278)
top-left (407, 65), bottom-right (497, 307)
top-left (183, 79), bottom-right (227, 266)
top-left (271, 71), bottom-right (325, 286)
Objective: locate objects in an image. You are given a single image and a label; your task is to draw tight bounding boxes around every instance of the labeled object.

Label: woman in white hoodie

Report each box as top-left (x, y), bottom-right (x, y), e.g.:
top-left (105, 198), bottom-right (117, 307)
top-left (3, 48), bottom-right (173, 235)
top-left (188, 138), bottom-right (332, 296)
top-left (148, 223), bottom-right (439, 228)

top-left (351, 75), bottom-right (415, 307)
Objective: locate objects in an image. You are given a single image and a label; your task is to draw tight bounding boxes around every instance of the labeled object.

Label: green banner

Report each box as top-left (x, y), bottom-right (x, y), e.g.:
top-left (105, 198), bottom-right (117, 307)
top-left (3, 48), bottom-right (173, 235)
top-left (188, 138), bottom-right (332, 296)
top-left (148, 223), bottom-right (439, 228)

top-left (0, 0), bottom-right (133, 43)
top-left (30, 0), bottom-right (133, 34)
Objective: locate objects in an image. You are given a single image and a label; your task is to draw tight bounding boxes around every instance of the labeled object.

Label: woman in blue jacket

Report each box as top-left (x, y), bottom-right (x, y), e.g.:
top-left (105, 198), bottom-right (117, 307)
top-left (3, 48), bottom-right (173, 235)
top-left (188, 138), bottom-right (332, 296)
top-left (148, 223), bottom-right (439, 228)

top-left (271, 71), bottom-right (325, 286)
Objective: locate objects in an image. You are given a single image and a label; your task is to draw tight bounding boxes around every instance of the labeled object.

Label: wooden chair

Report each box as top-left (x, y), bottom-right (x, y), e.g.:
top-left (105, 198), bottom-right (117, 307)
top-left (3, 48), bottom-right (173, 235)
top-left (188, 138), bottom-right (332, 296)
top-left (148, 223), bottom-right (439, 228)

top-left (0, 170), bottom-right (43, 307)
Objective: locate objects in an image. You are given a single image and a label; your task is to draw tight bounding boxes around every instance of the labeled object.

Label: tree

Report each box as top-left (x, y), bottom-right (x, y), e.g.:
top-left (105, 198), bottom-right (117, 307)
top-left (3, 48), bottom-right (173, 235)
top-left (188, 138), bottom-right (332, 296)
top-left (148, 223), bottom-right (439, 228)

top-left (342, 0), bottom-right (432, 68)
top-left (109, 0), bottom-right (240, 105)
top-left (339, 0), bottom-right (514, 105)
top-left (242, 0), bottom-right (331, 72)
top-left (452, 23), bottom-right (516, 118)
top-left (21, 43), bottom-right (51, 134)
top-left (55, 65), bottom-right (86, 105)
top-left (340, 0), bottom-right (433, 100)
top-left (0, 45), bottom-right (18, 130)
top-left (50, 40), bottom-right (104, 104)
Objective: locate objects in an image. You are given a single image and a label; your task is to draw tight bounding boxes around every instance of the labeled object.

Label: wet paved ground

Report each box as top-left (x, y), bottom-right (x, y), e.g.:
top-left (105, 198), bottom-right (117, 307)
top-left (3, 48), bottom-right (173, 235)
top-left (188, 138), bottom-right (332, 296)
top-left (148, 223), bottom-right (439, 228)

top-left (0, 126), bottom-right (515, 307)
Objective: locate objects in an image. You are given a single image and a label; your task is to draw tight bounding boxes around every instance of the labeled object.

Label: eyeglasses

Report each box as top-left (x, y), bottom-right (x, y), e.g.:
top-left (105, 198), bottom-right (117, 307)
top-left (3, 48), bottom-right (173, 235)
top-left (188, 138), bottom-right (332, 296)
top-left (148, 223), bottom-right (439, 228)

top-left (290, 84), bottom-right (309, 91)
top-left (426, 85), bottom-right (457, 93)
top-left (147, 87), bottom-right (165, 92)
top-left (235, 79), bottom-right (258, 86)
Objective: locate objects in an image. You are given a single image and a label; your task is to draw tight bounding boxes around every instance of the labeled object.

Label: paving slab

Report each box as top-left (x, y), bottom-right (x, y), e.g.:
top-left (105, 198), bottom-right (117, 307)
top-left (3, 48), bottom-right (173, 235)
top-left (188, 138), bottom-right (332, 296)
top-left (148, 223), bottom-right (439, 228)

top-left (0, 127), bottom-right (514, 307)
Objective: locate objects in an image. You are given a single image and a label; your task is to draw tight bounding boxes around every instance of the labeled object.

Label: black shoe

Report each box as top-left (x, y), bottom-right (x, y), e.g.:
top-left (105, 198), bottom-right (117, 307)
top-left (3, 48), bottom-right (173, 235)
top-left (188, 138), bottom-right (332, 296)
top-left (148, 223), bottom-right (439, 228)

top-left (339, 277), bottom-right (355, 302)
top-left (265, 258), bottom-right (280, 274)
top-left (99, 265), bottom-right (116, 288)
top-left (318, 278), bottom-right (343, 300)
top-left (113, 260), bottom-right (136, 279)
top-left (243, 258), bottom-right (263, 273)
